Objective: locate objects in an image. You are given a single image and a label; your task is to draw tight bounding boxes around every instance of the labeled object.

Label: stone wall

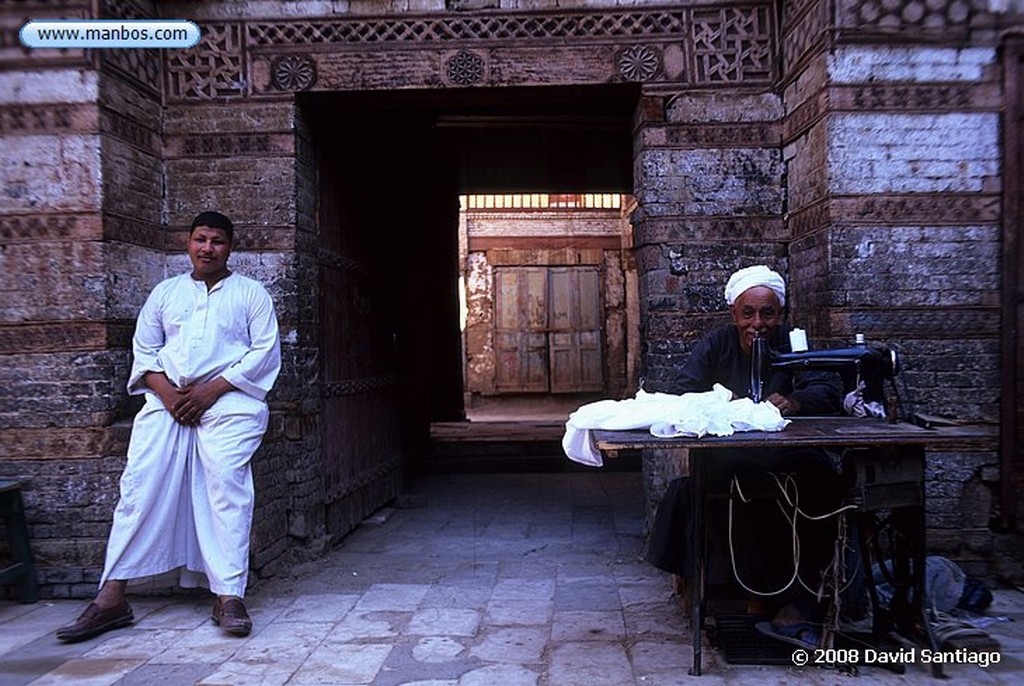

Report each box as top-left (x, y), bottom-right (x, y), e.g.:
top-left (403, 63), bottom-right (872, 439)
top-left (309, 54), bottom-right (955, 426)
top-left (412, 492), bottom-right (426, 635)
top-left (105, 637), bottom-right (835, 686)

top-left (779, 0), bottom-right (1008, 572)
top-left (0, 58), bottom-right (110, 596)
top-left (633, 90), bottom-right (787, 389)
top-left (823, 45), bottom-right (1002, 569)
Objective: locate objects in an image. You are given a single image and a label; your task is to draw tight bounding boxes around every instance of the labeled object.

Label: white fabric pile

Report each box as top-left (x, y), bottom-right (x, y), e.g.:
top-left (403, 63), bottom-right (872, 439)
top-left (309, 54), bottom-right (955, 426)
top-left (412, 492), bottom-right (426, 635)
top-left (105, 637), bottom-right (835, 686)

top-left (562, 384), bottom-right (790, 467)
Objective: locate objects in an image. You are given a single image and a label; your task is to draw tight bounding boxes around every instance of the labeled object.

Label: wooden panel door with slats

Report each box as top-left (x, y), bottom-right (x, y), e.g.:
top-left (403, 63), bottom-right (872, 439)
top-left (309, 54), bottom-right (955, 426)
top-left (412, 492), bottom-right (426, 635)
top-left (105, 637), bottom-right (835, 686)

top-left (494, 266), bottom-right (604, 393)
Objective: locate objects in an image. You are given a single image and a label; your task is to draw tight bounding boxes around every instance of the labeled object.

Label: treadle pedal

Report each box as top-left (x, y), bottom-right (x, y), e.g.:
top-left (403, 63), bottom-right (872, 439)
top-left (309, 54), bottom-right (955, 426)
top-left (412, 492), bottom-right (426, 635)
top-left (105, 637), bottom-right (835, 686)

top-left (709, 614), bottom-right (793, 665)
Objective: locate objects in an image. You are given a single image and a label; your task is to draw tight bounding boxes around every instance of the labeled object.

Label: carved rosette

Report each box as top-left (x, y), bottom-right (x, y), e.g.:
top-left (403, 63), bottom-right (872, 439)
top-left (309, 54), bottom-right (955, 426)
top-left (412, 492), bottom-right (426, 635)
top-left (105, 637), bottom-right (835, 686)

top-left (271, 55), bottom-right (318, 91)
top-left (617, 45), bottom-right (661, 82)
top-left (446, 50), bottom-right (485, 86)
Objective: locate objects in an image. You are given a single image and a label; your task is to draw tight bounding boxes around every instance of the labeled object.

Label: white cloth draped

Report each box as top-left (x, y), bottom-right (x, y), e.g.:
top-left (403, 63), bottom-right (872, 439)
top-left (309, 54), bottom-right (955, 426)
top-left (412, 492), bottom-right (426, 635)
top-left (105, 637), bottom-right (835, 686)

top-left (562, 384), bottom-right (790, 467)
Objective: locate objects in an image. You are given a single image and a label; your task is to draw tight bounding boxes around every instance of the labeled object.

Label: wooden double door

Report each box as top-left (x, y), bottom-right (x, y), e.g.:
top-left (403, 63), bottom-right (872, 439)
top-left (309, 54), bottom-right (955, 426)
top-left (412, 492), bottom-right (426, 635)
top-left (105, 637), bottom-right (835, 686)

top-left (494, 266), bottom-right (604, 393)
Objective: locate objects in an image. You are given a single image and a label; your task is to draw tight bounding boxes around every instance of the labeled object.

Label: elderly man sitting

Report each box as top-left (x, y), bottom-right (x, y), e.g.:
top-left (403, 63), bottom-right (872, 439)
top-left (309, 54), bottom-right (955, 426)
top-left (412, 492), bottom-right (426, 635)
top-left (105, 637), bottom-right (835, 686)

top-left (646, 265), bottom-right (845, 649)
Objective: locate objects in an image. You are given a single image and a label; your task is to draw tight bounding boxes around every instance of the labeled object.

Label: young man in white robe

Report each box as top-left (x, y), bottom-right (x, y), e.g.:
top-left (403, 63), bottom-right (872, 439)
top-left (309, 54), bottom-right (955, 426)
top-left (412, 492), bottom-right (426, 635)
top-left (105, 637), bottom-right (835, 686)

top-left (57, 211), bottom-right (282, 642)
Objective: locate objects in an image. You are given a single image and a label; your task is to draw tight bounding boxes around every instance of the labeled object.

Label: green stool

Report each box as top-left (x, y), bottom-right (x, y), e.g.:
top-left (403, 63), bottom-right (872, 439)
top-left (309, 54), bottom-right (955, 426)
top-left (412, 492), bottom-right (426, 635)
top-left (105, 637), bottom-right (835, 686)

top-left (0, 480), bottom-right (39, 603)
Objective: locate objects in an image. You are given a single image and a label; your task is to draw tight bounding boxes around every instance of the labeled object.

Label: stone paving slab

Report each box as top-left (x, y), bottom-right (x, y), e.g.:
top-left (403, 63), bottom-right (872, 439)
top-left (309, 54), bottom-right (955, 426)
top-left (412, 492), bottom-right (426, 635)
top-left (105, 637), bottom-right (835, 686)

top-left (2, 473), bottom-right (1023, 685)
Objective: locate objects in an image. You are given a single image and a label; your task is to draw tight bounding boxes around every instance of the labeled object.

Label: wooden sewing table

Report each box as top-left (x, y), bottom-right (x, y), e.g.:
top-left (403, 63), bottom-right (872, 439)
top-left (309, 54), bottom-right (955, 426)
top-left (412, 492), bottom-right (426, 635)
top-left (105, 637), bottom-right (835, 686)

top-left (592, 417), bottom-right (995, 676)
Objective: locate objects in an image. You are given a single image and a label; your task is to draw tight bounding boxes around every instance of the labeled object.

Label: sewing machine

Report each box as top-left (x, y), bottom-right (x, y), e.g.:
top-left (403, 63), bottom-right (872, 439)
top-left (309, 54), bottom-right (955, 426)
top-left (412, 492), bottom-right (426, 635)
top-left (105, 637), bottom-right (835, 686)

top-left (751, 334), bottom-right (901, 417)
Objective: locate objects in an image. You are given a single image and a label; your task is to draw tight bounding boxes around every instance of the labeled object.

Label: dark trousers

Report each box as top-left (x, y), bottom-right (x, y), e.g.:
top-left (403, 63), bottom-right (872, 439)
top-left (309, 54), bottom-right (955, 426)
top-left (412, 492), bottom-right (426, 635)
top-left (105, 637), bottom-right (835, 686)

top-left (645, 447), bottom-right (844, 594)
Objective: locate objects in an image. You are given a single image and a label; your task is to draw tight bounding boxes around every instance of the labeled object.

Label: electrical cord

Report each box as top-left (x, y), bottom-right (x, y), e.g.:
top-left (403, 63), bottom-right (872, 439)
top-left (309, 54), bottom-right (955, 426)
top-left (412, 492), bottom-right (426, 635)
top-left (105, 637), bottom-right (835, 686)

top-left (726, 471), bottom-right (859, 598)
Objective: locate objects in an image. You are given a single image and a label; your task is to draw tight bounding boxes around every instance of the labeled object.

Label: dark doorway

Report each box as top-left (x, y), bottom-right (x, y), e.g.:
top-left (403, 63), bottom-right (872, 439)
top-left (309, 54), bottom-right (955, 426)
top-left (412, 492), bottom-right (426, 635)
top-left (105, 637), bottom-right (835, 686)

top-left (301, 84), bottom-right (637, 491)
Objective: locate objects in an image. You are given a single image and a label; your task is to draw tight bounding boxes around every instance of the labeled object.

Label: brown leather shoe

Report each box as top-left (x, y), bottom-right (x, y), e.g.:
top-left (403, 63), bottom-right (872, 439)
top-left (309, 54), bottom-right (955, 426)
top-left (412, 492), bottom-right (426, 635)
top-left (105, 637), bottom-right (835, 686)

top-left (212, 596), bottom-right (252, 636)
top-left (55, 600), bottom-right (133, 643)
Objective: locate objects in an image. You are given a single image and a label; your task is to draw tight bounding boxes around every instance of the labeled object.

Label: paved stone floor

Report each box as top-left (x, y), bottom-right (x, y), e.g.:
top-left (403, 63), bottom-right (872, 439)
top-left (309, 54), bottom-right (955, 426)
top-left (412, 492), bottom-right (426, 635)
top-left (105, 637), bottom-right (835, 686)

top-left (2, 472), bottom-right (1023, 685)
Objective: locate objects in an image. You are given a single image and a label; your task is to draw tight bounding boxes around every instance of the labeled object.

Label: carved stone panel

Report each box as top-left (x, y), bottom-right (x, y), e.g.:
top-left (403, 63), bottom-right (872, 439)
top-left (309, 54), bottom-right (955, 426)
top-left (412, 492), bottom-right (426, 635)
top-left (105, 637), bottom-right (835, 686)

top-left (690, 6), bottom-right (774, 84)
top-left (270, 54), bottom-right (318, 91)
top-left (166, 23), bottom-right (245, 101)
top-left (445, 49), bottom-right (486, 87)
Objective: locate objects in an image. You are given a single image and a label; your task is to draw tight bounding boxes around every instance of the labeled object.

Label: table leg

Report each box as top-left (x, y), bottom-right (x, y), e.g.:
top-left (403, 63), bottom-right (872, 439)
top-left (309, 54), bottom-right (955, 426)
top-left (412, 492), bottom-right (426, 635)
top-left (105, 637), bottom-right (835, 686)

top-left (850, 444), bottom-right (941, 677)
top-left (904, 445), bottom-right (944, 678)
top-left (690, 449), bottom-right (705, 676)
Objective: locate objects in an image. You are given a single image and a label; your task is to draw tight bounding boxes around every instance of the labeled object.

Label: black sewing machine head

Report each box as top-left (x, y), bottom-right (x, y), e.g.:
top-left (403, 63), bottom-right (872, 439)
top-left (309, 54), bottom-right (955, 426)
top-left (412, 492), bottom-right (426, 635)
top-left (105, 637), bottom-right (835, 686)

top-left (750, 335), bottom-right (900, 410)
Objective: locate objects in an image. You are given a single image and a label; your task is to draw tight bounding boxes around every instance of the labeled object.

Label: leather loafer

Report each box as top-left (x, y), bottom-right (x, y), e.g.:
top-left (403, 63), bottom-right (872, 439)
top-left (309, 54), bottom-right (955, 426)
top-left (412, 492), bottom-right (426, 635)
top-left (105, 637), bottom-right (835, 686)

top-left (212, 596), bottom-right (252, 636)
top-left (55, 600), bottom-right (133, 643)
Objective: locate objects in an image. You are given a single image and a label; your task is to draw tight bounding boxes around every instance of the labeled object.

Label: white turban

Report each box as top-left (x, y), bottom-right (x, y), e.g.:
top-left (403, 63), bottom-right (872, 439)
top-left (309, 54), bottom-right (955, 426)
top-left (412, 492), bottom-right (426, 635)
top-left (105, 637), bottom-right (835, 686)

top-left (724, 265), bottom-right (786, 307)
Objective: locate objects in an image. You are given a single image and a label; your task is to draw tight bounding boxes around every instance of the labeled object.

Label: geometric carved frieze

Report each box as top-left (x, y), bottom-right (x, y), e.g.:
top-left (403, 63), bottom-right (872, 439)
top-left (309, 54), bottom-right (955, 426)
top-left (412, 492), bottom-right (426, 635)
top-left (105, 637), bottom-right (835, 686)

top-left (788, 199), bottom-right (832, 237)
top-left (646, 122), bottom-right (781, 148)
top-left (835, 0), bottom-right (977, 32)
top-left (830, 83), bottom-right (1001, 112)
top-left (102, 214), bottom-right (164, 250)
top-left (100, 0), bottom-right (151, 21)
top-left (98, 1), bottom-right (161, 93)
top-left (781, 0), bottom-right (827, 76)
top-left (831, 194), bottom-right (1001, 225)
top-left (0, 212), bottom-right (101, 243)
top-left (0, 5), bottom-right (90, 70)
top-left (172, 5), bottom-right (779, 99)
top-left (164, 133), bottom-right (295, 158)
top-left (100, 48), bottom-right (162, 97)
top-left (831, 307), bottom-right (999, 338)
top-left (634, 215), bottom-right (787, 244)
top-left (0, 321), bottom-right (134, 355)
top-left (246, 11), bottom-right (686, 46)
top-left (0, 104), bottom-right (98, 136)
top-left (100, 107), bottom-right (159, 155)
top-left (789, 193), bottom-right (1000, 236)
top-left (322, 375), bottom-right (396, 398)
top-left (783, 90), bottom-right (828, 143)
top-left (163, 226), bottom-right (294, 253)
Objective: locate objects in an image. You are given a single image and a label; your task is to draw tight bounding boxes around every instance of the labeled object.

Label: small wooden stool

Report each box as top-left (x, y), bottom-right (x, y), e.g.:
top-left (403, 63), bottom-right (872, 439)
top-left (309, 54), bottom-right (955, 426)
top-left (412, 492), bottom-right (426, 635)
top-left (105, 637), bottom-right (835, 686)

top-left (0, 480), bottom-right (39, 603)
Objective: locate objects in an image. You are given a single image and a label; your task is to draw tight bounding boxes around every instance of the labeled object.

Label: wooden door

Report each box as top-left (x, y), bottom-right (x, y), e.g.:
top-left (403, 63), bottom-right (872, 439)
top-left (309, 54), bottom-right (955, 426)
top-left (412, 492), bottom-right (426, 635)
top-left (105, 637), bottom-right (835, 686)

top-left (549, 267), bottom-right (603, 392)
top-left (494, 267), bottom-right (549, 392)
top-left (317, 141), bottom-right (402, 538)
top-left (493, 266), bottom-right (604, 393)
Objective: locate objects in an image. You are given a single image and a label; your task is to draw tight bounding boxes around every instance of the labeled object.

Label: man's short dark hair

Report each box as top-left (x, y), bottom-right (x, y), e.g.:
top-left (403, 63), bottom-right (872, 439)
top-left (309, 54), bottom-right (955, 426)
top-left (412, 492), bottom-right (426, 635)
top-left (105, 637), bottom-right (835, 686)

top-left (190, 211), bottom-right (234, 243)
